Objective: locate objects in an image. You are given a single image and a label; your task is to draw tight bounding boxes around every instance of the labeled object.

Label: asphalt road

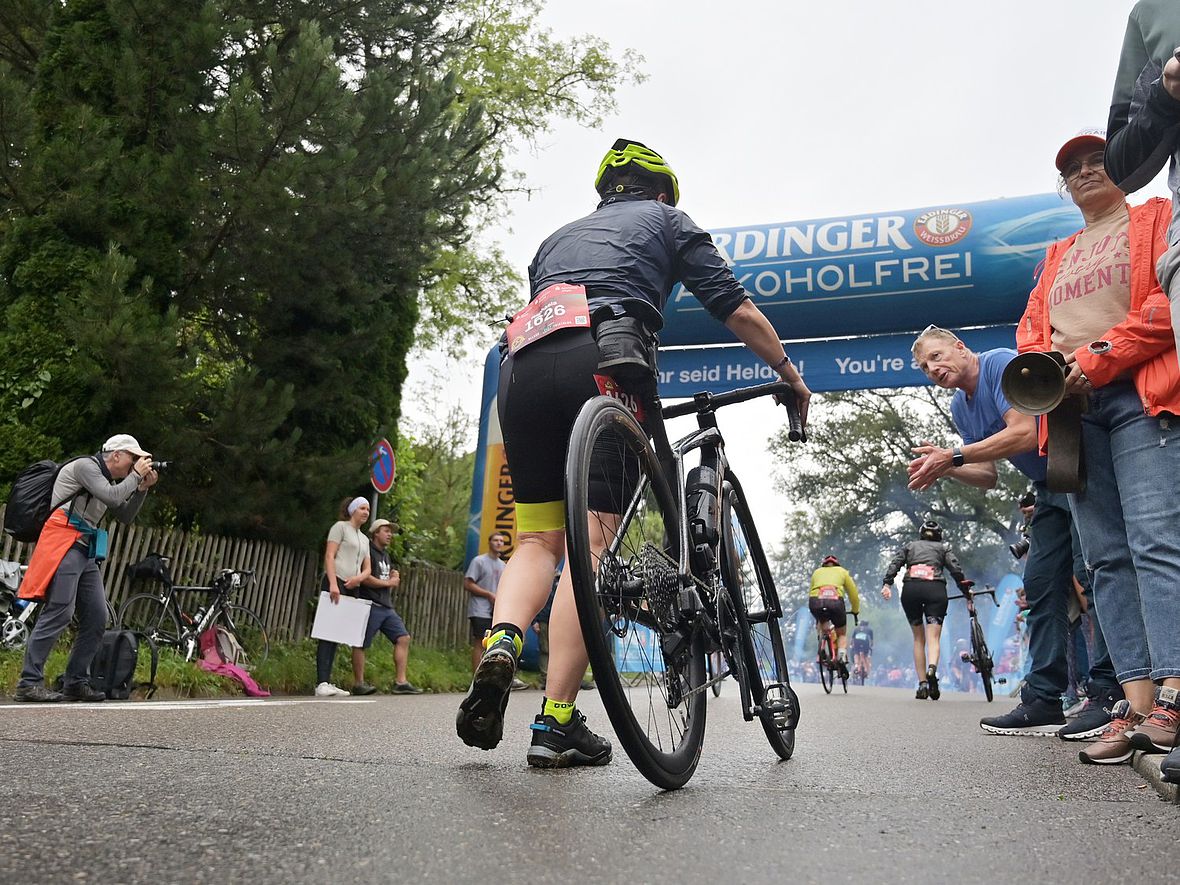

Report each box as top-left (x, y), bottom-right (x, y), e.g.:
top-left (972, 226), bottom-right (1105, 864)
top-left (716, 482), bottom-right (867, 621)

top-left (0, 683), bottom-right (1175, 885)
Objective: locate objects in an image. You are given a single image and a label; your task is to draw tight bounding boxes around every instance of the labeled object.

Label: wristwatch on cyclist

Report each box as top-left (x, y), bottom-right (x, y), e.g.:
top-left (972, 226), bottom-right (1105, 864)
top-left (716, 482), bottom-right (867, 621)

top-left (951, 446), bottom-right (965, 468)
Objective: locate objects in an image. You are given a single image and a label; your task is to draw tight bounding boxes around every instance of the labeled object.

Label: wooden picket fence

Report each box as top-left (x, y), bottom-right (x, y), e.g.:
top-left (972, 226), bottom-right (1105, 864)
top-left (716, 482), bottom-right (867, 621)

top-left (0, 506), bottom-right (468, 648)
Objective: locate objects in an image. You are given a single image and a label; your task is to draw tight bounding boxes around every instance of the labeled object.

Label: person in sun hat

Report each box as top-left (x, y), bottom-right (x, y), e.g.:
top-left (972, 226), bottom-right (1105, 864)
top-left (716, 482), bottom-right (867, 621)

top-left (14, 434), bottom-right (159, 703)
top-left (352, 517), bottom-right (422, 695)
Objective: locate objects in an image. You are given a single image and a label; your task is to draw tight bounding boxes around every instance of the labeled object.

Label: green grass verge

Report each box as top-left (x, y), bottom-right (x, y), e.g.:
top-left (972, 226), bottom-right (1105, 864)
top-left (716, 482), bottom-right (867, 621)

top-left (0, 639), bottom-right (497, 699)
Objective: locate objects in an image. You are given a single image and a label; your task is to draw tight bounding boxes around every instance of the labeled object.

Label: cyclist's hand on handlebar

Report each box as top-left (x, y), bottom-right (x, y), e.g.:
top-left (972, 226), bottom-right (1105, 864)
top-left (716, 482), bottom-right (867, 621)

top-left (959, 579), bottom-right (975, 591)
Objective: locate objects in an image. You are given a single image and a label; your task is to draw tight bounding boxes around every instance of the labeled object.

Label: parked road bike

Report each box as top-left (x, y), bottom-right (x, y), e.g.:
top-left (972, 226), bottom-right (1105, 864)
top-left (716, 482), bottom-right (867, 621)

top-left (947, 580), bottom-right (996, 702)
top-left (117, 562), bottom-right (269, 667)
top-left (815, 611), bottom-right (853, 695)
top-left (564, 379), bottom-right (805, 790)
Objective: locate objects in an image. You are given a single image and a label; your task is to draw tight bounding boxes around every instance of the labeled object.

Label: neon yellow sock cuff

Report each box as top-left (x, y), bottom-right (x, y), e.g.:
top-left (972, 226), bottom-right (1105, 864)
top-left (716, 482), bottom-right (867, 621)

top-left (543, 698), bottom-right (576, 725)
top-left (484, 629), bottom-right (523, 658)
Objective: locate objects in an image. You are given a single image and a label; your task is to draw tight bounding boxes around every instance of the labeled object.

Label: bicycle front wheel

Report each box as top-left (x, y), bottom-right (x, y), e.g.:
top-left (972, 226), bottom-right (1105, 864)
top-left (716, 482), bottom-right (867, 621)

top-left (720, 479), bottom-right (797, 760)
top-left (565, 396), bottom-right (706, 791)
top-left (971, 619), bottom-right (994, 702)
top-left (221, 604), bottom-right (270, 667)
top-left (118, 594), bottom-right (182, 648)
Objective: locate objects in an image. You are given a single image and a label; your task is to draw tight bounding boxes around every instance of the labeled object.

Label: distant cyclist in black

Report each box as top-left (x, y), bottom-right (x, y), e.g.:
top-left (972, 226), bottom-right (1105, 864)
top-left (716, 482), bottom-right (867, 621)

top-left (881, 520), bottom-right (969, 701)
top-left (456, 139), bottom-right (811, 766)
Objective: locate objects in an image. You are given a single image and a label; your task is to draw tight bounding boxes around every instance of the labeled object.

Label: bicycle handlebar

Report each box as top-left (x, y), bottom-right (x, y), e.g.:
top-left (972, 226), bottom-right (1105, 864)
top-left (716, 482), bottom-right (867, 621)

top-left (662, 380), bottom-right (807, 441)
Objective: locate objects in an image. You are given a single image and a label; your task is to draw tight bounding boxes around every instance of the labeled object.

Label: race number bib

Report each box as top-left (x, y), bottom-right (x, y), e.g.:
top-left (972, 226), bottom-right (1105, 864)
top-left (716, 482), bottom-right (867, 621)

top-left (506, 283), bottom-right (590, 354)
top-left (818, 585), bottom-right (840, 600)
top-left (907, 564), bottom-right (936, 581)
top-left (594, 374), bottom-right (646, 422)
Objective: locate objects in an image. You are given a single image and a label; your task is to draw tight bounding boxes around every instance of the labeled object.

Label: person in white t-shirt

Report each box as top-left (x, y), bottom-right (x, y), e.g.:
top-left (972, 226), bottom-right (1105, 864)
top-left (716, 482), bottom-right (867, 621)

top-left (314, 496), bottom-right (372, 697)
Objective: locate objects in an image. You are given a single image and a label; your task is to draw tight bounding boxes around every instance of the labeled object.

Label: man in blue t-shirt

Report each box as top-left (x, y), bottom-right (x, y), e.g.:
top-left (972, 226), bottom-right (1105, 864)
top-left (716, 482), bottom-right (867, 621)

top-left (907, 327), bottom-right (1120, 739)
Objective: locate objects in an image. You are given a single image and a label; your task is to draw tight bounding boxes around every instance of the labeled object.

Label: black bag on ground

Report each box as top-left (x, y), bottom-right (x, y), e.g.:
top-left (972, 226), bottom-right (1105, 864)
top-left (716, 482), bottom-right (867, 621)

top-left (89, 629), bottom-right (159, 700)
top-left (3, 455), bottom-right (92, 542)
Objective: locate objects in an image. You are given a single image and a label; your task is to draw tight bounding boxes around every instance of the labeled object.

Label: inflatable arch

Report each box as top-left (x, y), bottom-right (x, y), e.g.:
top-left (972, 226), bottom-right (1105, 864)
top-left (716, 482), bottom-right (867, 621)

top-left (465, 193), bottom-right (1083, 562)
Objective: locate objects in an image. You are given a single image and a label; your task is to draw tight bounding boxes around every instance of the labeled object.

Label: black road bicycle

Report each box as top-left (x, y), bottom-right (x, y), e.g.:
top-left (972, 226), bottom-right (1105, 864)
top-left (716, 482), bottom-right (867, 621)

top-left (564, 380), bottom-right (804, 790)
top-left (947, 580), bottom-right (996, 702)
top-left (117, 563), bottom-right (269, 667)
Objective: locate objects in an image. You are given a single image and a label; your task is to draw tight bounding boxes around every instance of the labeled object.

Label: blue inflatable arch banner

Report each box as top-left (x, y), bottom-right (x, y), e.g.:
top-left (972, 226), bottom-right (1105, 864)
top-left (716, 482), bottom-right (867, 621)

top-left (464, 193), bottom-right (1083, 563)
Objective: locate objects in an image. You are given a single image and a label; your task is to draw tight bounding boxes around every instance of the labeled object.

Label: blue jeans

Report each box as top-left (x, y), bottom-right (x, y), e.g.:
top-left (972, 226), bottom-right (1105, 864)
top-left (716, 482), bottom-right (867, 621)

top-left (1069, 381), bottom-right (1180, 683)
top-left (1019, 485), bottom-right (1073, 704)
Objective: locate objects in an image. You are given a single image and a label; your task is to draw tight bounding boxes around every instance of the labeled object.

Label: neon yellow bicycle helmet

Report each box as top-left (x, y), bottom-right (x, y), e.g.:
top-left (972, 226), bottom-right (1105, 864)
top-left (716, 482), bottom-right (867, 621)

top-left (594, 138), bottom-right (680, 206)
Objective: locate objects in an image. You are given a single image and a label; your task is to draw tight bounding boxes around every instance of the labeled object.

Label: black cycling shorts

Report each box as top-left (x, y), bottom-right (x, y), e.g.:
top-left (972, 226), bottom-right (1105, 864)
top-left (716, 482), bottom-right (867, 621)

top-left (901, 578), bottom-right (948, 626)
top-left (498, 328), bottom-right (640, 532)
top-left (808, 597), bottom-right (847, 629)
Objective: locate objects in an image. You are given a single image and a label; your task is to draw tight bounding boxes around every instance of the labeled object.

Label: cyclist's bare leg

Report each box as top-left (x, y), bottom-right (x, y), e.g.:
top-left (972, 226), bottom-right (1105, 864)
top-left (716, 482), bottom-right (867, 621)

top-left (910, 624), bottom-right (927, 674)
top-left (834, 624), bottom-right (848, 657)
top-left (489, 528), bottom-right (564, 638)
top-left (925, 621), bottom-right (943, 672)
top-left (547, 511), bottom-right (619, 703)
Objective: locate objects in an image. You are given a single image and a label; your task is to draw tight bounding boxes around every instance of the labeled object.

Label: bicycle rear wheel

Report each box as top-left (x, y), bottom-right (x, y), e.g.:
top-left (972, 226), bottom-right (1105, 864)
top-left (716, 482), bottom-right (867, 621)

top-left (818, 642), bottom-right (834, 694)
top-left (565, 396), bottom-right (706, 791)
top-left (118, 594), bottom-right (182, 649)
top-left (221, 603), bottom-right (270, 667)
top-left (971, 619), bottom-right (994, 702)
top-left (720, 479), bottom-right (797, 760)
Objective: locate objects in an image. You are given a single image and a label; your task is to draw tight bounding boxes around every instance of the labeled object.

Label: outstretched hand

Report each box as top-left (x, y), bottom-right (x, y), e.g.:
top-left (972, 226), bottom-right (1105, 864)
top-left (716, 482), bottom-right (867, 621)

top-left (908, 440), bottom-right (952, 491)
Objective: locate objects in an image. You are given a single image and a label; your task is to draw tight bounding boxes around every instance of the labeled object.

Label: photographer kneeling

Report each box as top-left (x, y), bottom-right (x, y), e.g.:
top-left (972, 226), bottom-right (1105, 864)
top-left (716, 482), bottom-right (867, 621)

top-left (14, 434), bottom-right (159, 702)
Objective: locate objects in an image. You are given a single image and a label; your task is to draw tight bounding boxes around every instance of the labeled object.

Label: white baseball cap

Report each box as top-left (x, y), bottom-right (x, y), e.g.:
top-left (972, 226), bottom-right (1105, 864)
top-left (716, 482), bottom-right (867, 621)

top-left (102, 434), bottom-right (151, 457)
top-left (1055, 127), bottom-right (1107, 172)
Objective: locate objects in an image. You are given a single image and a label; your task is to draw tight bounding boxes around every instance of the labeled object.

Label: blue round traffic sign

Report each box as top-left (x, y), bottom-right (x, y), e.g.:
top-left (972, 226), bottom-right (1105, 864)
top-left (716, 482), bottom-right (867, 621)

top-left (370, 438), bottom-right (396, 494)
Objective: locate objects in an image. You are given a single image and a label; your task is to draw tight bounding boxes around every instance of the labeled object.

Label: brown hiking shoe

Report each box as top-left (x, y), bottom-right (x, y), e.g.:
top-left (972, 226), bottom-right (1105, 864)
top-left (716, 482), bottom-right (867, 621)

top-left (1079, 700), bottom-right (1145, 765)
top-left (1126, 687), bottom-right (1180, 753)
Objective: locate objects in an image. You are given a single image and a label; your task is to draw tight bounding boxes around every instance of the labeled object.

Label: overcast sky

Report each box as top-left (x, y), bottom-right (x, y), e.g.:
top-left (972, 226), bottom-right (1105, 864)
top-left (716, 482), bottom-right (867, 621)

top-left (404, 1), bottom-right (1170, 543)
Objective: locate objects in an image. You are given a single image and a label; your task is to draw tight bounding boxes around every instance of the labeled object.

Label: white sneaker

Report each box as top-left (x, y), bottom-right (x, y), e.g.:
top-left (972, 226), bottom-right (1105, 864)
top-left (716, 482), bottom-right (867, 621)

top-left (315, 682), bottom-right (350, 697)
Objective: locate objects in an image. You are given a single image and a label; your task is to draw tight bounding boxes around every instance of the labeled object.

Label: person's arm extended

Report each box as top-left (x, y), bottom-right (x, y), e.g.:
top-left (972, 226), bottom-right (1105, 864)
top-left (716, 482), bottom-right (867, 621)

top-left (882, 546), bottom-right (906, 587)
top-left (943, 546), bottom-right (968, 588)
top-left (844, 571), bottom-right (860, 616)
top-left (909, 410), bottom-right (1035, 491)
top-left (722, 299), bottom-right (812, 424)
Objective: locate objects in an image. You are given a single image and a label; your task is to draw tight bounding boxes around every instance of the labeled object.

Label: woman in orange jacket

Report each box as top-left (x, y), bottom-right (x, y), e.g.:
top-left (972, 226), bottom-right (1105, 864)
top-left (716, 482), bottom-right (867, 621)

top-left (1016, 129), bottom-right (1180, 766)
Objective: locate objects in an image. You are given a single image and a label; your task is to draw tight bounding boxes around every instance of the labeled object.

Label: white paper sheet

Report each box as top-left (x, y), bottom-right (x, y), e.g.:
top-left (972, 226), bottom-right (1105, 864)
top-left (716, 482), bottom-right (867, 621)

top-left (310, 592), bottom-right (372, 646)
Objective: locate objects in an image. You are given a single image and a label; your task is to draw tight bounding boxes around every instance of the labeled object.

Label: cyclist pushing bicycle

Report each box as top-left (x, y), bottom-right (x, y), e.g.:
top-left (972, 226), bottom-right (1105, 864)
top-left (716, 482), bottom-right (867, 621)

top-left (809, 555), bottom-right (860, 672)
top-left (881, 520), bottom-right (970, 701)
top-left (456, 138), bottom-right (811, 769)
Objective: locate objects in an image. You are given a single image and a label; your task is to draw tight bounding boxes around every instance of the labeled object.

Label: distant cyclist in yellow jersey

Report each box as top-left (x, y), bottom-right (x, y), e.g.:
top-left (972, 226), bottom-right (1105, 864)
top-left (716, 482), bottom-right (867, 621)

top-left (809, 555), bottom-right (860, 665)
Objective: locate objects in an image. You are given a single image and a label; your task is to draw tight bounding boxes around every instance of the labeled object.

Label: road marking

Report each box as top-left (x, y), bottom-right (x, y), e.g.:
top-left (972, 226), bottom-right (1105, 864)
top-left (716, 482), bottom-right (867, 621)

top-left (0, 698), bottom-right (377, 712)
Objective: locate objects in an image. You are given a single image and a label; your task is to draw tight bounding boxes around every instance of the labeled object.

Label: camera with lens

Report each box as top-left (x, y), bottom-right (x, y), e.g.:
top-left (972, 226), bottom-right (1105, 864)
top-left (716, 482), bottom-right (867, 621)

top-left (1009, 489), bottom-right (1035, 559)
top-left (1009, 527), bottom-right (1031, 560)
top-left (150, 460), bottom-right (171, 470)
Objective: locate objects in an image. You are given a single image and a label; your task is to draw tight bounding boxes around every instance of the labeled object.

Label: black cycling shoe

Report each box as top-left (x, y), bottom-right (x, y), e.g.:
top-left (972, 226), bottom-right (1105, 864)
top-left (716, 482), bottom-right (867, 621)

top-left (915, 681), bottom-right (929, 700)
top-left (926, 665), bottom-right (940, 701)
top-left (456, 638), bottom-right (518, 751)
top-left (526, 710), bottom-right (612, 768)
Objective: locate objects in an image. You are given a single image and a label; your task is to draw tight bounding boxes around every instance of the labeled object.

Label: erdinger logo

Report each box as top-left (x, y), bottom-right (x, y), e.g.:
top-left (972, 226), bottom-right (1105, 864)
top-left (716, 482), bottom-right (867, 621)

top-left (913, 208), bottom-right (972, 247)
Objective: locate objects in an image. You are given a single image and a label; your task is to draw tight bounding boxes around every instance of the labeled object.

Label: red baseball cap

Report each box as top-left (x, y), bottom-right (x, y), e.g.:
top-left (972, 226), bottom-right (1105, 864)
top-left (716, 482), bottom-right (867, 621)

top-left (1055, 127), bottom-right (1106, 172)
